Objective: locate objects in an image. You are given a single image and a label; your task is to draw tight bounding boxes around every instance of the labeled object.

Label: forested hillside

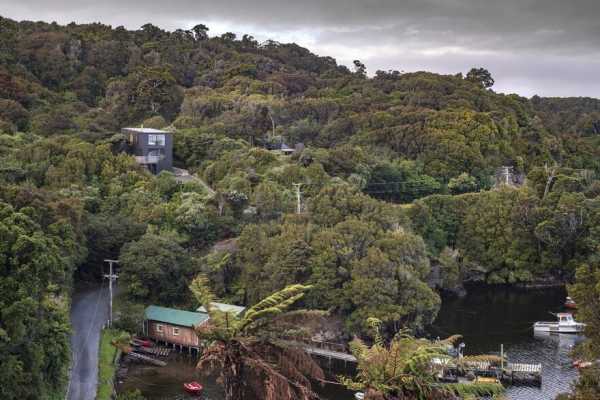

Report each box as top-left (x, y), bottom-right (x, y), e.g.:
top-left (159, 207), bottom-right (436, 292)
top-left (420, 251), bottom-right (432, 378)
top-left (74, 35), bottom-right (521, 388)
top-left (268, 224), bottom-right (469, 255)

top-left (1, 16), bottom-right (600, 400)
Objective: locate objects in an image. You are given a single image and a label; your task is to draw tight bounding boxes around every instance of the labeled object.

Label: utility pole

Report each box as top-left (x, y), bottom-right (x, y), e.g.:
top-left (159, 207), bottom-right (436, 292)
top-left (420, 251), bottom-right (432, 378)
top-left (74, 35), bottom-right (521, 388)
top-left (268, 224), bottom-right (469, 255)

top-left (103, 259), bottom-right (119, 328)
top-left (292, 183), bottom-right (302, 214)
top-left (499, 166), bottom-right (513, 186)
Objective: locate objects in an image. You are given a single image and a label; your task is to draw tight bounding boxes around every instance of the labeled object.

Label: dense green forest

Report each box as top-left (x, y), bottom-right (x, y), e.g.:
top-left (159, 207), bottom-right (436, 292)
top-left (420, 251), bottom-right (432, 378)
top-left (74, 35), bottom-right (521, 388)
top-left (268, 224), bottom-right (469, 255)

top-left (0, 16), bottom-right (599, 399)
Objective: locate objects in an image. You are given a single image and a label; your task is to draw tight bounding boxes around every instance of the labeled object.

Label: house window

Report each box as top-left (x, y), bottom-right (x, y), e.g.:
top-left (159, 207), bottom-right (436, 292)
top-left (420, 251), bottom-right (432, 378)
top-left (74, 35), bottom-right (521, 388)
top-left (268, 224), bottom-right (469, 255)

top-left (148, 134), bottom-right (165, 146)
top-left (173, 327), bottom-right (180, 336)
top-left (156, 324), bottom-right (164, 333)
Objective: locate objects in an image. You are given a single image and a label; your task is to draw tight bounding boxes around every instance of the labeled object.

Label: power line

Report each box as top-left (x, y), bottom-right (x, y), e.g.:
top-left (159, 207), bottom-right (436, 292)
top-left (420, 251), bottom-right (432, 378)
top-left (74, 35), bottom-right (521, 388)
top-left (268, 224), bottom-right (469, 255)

top-left (362, 179), bottom-right (442, 186)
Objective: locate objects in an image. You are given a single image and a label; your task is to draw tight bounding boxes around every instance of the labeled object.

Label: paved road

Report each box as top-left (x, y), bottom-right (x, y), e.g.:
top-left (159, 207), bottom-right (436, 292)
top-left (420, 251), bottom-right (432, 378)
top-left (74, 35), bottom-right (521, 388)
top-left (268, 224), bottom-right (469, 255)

top-left (66, 284), bottom-right (110, 400)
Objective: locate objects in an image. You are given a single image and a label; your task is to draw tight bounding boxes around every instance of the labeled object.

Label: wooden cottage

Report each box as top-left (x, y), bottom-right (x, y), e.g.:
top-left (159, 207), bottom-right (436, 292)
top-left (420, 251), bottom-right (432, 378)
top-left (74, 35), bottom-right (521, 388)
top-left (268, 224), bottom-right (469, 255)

top-left (143, 305), bottom-right (208, 351)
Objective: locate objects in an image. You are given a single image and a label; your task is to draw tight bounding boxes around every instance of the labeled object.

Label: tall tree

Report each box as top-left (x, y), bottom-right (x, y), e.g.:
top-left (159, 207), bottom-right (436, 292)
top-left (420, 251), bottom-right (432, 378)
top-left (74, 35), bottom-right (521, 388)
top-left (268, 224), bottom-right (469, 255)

top-left (465, 67), bottom-right (495, 88)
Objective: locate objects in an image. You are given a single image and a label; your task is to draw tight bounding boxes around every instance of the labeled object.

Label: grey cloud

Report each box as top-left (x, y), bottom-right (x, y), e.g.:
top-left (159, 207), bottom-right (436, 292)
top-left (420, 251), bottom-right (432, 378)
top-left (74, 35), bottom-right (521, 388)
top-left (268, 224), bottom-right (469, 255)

top-left (1, 0), bottom-right (599, 96)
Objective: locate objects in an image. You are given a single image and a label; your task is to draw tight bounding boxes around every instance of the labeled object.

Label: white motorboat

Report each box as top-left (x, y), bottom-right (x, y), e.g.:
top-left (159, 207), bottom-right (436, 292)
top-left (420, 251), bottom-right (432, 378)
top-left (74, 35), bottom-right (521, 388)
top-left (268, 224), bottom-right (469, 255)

top-left (533, 313), bottom-right (585, 334)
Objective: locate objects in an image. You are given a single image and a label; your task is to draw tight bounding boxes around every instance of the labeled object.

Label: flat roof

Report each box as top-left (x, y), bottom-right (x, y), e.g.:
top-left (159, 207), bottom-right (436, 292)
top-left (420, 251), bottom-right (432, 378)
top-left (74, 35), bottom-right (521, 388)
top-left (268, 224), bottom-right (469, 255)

top-left (144, 305), bottom-right (209, 327)
top-left (122, 127), bottom-right (170, 134)
top-left (197, 302), bottom-right (246, 316)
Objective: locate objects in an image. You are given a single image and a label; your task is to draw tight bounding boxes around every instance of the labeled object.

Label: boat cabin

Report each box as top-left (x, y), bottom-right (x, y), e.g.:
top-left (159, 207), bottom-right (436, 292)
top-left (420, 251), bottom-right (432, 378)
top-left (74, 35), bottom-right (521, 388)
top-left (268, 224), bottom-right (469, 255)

top-left (557, 313), bottom-right (575, 324)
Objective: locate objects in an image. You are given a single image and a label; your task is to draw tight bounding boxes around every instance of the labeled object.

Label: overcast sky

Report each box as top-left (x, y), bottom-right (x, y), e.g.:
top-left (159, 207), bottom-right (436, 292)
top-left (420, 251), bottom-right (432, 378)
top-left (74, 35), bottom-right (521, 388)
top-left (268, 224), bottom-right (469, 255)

top-left (2, 0), bottom-right (599, 97)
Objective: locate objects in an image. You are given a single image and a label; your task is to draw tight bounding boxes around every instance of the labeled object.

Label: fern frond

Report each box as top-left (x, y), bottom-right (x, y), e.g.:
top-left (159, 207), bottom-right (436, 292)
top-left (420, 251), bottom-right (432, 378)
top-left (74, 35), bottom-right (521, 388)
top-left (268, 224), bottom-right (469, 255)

top-left (241, 285), bottom-right (310, 329)
top-left (438, 334), bottom-right (463, 346)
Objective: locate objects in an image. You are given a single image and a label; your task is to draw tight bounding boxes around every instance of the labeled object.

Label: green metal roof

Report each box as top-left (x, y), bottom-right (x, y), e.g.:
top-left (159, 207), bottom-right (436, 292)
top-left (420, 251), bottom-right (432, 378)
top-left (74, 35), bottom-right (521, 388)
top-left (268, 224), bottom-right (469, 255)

top-left (144, 305), bottom-right (209, 327)
top-left (197, 302), bottom-right (246, 316)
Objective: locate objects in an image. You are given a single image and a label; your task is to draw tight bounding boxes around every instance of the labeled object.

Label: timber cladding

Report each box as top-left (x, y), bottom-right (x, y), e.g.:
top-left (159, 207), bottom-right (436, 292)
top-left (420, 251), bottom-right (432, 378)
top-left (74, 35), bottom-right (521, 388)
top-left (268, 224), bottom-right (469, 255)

top-left (147, 320), bottom-right (201, 347)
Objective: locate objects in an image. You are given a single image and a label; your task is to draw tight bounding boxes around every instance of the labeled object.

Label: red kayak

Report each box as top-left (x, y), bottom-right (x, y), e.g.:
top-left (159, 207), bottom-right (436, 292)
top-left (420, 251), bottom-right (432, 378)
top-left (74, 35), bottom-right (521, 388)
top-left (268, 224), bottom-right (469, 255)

top-left (131, 338), bottom-right (153, 347)
top-left (183, 381), bottom-right (203, 395)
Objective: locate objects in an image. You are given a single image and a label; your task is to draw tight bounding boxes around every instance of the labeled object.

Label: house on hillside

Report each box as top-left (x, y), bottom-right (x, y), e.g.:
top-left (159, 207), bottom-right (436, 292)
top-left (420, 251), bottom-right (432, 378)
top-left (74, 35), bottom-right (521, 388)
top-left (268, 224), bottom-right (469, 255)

top-left (123, 127), bottom-right (173, 174)
top-left (143, 305), bottom-right (208, 352)
top-left (267, 141), bottom-right (303, 156)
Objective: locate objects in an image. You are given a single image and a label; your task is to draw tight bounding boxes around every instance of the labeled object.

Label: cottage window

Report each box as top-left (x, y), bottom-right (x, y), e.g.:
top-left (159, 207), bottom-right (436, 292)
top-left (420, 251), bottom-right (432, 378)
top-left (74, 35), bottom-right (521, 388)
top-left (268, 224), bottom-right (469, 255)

top-left (173, 327), bottom-right (180, 336)
top-left (156, 324), bottom-right (164, 333)
top-left (148, 134), bottom-right (165, 146)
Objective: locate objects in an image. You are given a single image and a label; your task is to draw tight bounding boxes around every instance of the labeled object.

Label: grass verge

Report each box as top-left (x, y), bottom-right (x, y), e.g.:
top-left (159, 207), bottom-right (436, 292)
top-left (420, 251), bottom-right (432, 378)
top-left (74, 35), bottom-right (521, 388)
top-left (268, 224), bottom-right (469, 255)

top-left (97, 328), bottom-right (123, 400)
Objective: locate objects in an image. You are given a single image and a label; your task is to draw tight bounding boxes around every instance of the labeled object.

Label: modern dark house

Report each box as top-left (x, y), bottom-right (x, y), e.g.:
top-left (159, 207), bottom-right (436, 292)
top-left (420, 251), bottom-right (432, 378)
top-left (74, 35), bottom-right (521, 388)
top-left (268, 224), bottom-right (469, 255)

top-left (123, 127), bottom-right (173, 174)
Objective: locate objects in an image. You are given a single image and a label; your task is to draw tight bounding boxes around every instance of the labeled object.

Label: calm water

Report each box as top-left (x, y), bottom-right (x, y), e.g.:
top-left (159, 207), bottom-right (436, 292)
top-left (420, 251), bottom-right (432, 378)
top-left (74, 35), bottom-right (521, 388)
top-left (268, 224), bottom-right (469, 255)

top-left (118, 285), bottom-right (582, 400)
top-left (117, 354), bottom-right (354, 400)
top-left (430, 285), bottom-right (583, 400)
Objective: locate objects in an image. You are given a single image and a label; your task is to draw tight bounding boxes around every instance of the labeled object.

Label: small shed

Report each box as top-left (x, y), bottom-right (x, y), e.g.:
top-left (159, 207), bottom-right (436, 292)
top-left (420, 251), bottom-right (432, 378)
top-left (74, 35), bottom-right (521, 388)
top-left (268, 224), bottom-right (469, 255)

top-left (280, 142), bottom-right (295, 155)
top-left (197, 302), bottom-right (246, 316)
top-left (143, 305), bottom-right (208, 350)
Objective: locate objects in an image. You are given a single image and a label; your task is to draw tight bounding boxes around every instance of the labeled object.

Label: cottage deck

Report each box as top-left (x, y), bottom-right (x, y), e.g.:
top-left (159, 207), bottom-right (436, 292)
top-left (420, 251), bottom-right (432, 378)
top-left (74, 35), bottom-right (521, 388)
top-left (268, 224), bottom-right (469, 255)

top-left (127, 351), bottom-right (167, 366)
top-left (135, 345), bottom-right (171, 358)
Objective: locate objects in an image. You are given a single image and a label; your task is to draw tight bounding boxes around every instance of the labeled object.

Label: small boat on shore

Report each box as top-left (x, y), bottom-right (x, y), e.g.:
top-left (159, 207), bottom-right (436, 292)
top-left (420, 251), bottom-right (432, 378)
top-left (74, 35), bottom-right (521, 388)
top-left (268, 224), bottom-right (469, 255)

top-left (565, 296), bottom-right (577, 310)
top-left (183, 381), bottom-right (203, 395)
top-left (131, 338), bottom-right (153, 348)
top-left (533, 313), bottom-right (585, 334)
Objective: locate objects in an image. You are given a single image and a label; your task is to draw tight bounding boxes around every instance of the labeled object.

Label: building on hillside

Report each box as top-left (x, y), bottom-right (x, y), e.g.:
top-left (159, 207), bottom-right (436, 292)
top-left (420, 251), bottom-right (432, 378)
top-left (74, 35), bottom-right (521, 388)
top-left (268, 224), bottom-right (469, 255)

top-left (143, 305), bottom-right (208, 352)
top-left (197, 302), bottom-right (246, 316)
top-left (143, 302), bottom-right (246, 353)
top-left (267, 141), bottom-right (303, 156)
top-left (123, 127), bottom-right (173, 174)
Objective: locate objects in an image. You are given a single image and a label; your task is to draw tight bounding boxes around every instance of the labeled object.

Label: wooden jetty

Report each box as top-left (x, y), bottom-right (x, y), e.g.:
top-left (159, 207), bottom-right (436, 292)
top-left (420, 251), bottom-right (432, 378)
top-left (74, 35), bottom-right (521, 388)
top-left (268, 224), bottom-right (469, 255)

top-left (287, 337), bottom-right (542, 386)
top-left (433, 357), bottom-right (542, 386)
top-left (503, 362), bottom-right (542, 385)
top-left (303, 344), bottom-right (357, 363)
top-left (284, 338), bottom-right (357, 363)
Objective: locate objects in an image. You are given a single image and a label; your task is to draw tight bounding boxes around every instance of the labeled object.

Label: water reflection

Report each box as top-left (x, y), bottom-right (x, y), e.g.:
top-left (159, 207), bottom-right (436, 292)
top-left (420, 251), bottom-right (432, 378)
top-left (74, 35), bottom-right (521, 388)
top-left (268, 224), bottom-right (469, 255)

top-left (117, 355), bottom-right (223, 400)
top-left (430, 285), bottom-right (582, 400)
top-left (117, 354), bottom-right (355, 400)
